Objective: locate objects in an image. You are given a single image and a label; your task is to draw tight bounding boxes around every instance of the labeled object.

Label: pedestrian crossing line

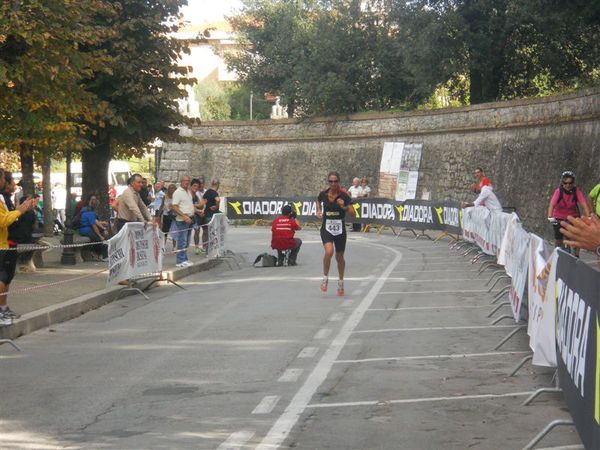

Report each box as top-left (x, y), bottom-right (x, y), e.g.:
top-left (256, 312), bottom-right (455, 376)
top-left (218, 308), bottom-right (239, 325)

top-left (335, 350), bottom-right (529, 364)
top-left (314, 328), bottom-right (332, 339)
top-left (306, 391), bottom-right (532, 409)
top-left (353, 324), bottom-right (514, 334)
top-left (297, 346), bottom-right (319, 358)
top-left (278, 368), bottom-right (304, 383)
top-left (252, 395), bottom-right (281, 414)
top-left (217, 430), bottom-right (255, 450)
top-left (367, 305), bottom-right (488, 311)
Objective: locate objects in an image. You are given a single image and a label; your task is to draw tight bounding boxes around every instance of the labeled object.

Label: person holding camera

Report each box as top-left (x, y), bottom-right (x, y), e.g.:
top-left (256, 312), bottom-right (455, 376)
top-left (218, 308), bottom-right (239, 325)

top-left (271, 204), bottom-right (302, 266)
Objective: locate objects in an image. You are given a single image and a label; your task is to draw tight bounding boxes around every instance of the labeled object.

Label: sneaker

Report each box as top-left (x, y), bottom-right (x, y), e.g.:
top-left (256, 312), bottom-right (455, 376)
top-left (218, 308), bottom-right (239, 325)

top-left (320, 278), bottom-right (328, 293)
top-left (337, 282), bottom-right (345, 297)
top-left (0, 311), bottom-right (13, 327)
top-left (2, 307), bottom-right (20, 319)
top-left (175, 262), bottom-right (186, 268)
top-left (183, 261), bottom-right (193, 267)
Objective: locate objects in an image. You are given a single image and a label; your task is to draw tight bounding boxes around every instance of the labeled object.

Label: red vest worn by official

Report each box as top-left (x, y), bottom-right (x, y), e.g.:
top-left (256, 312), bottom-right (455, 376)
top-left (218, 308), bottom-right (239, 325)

top-left (271, 215), bottom-right (300, 250)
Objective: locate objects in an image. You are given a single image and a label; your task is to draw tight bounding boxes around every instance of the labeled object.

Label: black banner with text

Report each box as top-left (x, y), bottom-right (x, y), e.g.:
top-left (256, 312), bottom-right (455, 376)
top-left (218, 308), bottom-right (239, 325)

top-left (226, 197), bottom-right (462, 234)
top-left (555, 250), bottom-right (600, 449)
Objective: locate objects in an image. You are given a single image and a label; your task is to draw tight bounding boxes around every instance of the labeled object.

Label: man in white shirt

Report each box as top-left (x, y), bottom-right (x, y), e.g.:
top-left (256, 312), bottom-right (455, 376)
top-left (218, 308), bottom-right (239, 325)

top-left (171, 175), bottom-right (195, 267)
top-left (347, 177), bottom-right (363, 231)
top-left (461, 185), bottom-right (503, 212)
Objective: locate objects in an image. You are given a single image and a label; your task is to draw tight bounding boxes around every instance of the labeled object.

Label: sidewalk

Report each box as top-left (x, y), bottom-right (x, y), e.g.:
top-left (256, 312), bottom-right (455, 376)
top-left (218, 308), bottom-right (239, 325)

top-left (0, 235), bottom-right (234, 341)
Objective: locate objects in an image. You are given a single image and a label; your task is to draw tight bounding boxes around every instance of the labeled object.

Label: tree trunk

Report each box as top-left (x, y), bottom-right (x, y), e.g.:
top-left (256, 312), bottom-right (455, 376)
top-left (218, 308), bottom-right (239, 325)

top-left (41, 152), bottom-right (54, 237)
top-left (82, 131), bottom-right (111, 221)
top-left (19, 144), bottom-right (35, 197)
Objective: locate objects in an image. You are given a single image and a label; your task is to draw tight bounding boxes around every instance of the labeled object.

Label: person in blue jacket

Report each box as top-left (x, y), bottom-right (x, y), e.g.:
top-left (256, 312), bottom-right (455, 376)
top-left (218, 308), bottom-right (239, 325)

top-left (79, 194), bottom-right (109, 261)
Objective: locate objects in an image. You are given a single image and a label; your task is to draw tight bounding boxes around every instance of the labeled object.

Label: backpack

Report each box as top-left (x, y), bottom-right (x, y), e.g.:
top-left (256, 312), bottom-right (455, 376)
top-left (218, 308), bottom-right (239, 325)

top-left (253, 253), bottom-right (278, 267)
top-left (556, 185), bottom-right (577, 205)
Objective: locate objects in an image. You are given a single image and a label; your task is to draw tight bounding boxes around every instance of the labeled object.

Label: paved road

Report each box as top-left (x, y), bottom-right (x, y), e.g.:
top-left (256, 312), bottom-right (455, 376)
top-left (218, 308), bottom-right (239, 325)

top-left (0, 228), bottom-right (581, 449)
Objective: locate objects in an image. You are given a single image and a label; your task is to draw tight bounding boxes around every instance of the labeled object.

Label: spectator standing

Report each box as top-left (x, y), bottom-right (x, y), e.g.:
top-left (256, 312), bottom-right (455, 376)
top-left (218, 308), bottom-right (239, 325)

top-left (471, 167), bottom-right (491, 193)
top-left (200, 178), bottom-right (221, 251)
top-left (3, 173), bottom-right (36, 245)
top-left (193, 178), bottom-right (206, 254)
top-left (171, 175), bottom-right (195, 267)
top-left (0, 168), bottom-right (36, 326)
top-left (52, 183), bottom-right (67, 230)
top-left (79, 194), bottom-right (109, 261)
top-left (360, 177), bottom-right (371, 197)
top-left (116, 174), bottom-right (153, 231)
top-left (587, 181), bottom-right (600, 218)
top-left (139, 178), bottom-right (152, 207)
top-left (461, 185), bottom-right (503, 212)
top-left (347, 177), bottom-right (363, 232)
top-left (547, 170), bottom-right (590, 256)
top-left (152, 181), bottom-right (165, 219)
top-left (271, 204), bottom-right (302, 266)
top-left (159, 183), bottom-right (177, 249)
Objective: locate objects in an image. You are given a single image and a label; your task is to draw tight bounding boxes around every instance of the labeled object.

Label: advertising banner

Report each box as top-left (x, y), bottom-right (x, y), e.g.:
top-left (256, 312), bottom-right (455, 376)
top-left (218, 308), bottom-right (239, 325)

top-left (554, 250), bottom-right (600, 449)
top-left (207, 213), bottom-right (227, 259)
top-left (527, 234), bottom-right (554, 357)
top-left (107, 223), bottom-right (164, 286)
top-left (226, 197), bottom-right (462, 234)
top-left (532, 249), bottom-right (559, 367)
top-left (497, 214), bottom-right (531, 322)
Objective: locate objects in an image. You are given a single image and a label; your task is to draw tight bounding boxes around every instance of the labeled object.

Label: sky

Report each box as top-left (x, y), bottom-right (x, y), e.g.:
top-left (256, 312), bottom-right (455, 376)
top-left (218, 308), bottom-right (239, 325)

top-left (180, 0), bottom-right (243, 23)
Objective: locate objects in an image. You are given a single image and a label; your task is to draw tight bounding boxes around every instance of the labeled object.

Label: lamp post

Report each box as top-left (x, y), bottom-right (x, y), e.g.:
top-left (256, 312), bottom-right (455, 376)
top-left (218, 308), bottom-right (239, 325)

top-left (61, 150), bottom-right (76, 265)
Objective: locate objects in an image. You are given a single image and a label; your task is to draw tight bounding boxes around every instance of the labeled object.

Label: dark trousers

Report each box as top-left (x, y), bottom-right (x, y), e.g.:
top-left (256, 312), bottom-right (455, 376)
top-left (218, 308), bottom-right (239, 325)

top-left (277, 238), bottom-right (302, 265)
top-left (116, 218), bottom-right (129, 232)
top-left (85, 229), bottom-right (108, 258)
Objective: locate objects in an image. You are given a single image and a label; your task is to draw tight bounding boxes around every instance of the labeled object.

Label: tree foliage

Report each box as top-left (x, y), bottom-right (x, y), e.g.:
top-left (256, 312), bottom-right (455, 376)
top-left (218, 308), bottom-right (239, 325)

top-left (225, 0), bottom-right (600, 114)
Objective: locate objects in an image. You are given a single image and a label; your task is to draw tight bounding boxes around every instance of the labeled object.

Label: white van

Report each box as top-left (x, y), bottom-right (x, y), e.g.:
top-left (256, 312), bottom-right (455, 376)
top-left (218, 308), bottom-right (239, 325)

top-left (68, 161), bottom-right (132, 198)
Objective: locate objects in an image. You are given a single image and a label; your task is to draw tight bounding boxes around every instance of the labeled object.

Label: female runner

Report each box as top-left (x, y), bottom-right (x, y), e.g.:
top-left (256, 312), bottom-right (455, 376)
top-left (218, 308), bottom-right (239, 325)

top-left (316, 171), bottom-right (353, 296)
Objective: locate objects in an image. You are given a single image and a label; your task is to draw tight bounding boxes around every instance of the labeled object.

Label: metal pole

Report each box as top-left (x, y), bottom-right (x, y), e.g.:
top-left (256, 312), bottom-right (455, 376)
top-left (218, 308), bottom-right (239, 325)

top-left (61, 150), bottom-right (76, 265)
top-left (250, 90), bottom-right (253, 120)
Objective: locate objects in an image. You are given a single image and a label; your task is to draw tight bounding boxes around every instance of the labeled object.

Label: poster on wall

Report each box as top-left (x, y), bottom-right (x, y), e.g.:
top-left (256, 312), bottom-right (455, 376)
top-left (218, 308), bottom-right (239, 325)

top-left (394, 143), bottom-right (423, 201)
top-left (379, 142), bottom-right (404, 199)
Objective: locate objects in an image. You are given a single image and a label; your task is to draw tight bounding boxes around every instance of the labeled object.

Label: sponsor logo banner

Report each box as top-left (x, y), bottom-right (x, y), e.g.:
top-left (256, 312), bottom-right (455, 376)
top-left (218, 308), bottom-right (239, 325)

top-left (554, 250), bottom-right (600, 449)
top-left (107, 223), bottom-right (163, 286)
top-left (226, 197), bottom-right (462, 233)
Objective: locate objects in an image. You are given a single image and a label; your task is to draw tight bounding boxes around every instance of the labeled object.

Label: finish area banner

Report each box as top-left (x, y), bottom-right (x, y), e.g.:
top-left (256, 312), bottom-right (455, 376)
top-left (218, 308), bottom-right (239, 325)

top-left (225, 197), bottom-right (462, 233)
top-left (554, 250), bottom-right (600, 449)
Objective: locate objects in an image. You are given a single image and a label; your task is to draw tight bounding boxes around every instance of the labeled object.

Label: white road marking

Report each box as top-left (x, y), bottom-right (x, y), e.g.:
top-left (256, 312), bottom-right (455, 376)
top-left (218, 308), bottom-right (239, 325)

top-left (328, 312), bottom-right (344, 322)
top-left (384, 278), bottom-right (479, 283)
top-left (367, 305), bottom-right (487, 311)
top-left (252, 395), bottom-right (281, 414)
top-left (393, 262), bottom-right (471, 267)
top-left (297, 347), bottom-right (319, 358)
top-left (335, 350), bottom-right (529, 364)
top-left (307, 391), bottom-right (532, 408)
top-left (353, 324), bottom-right (514, 334)
top-left (217, 430), bottom-right (255, 450)
top-left (314, 328), bottom-right (332, 339)
top-left (536, 445), bottom-right (584, 450)
top-left (393, 269), bottom-right (480, 274)
top-left (380, 289), bottom-right (490, 294)
top-left (255, 244), bottom-right (403, 450)
top-left (278, 369), bottom-right (304, 383)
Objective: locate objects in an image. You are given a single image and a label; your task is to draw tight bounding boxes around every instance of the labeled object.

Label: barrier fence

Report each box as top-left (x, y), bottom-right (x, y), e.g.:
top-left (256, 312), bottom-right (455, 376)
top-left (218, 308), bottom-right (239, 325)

top-left (226, 196), bottom-right (463, 234)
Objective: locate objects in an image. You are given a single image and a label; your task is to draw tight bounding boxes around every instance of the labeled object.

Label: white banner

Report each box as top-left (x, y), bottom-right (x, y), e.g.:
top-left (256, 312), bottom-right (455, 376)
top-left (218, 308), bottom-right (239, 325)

top-left (527, 234), bottom-right (554, 355)
top-left (207, 213), bottom-right (227, 259)
top-left (531, 248), bottom-right (559, 367)
top-left (107, 223), bottom-right (164, 286)
top-left (497, 214), bottom-right (531, 322)
top-left (462, 207), bottom-right (511, 257)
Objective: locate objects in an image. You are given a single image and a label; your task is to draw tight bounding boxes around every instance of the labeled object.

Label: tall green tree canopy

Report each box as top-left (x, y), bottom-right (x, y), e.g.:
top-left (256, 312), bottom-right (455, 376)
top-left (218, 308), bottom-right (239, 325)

top-left (225, 0), bottom-right (600, 115)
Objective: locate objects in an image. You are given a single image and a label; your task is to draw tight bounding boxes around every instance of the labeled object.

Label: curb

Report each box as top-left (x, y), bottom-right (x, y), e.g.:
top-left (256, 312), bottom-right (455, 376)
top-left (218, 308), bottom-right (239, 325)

top-left (0, 257), bottom-right (228, 342)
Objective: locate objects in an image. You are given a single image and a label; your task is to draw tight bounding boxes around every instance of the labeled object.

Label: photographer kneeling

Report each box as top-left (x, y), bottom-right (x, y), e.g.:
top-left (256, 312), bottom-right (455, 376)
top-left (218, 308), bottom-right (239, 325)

top-left (271, 205), bottom-right (302, 266)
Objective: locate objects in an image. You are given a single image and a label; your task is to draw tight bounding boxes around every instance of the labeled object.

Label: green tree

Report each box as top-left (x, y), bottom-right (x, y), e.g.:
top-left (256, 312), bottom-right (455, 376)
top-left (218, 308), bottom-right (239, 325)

top-left (0, 0), bottom-right (114, 194)
top-left (194, 78), bottom-right (231, 120)
top-left (81, 0), bottom-right (193, 219)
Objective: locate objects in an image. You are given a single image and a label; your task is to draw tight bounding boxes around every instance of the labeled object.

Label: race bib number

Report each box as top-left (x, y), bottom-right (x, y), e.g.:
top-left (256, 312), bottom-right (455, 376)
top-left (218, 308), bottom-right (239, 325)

top-left (325, 219), bottom-right (343, 236)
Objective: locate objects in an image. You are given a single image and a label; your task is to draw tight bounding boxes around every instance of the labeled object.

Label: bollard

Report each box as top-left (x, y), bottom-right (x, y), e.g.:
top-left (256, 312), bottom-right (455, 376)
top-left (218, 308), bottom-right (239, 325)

top-left (60, 228), bottom-right (76, 265)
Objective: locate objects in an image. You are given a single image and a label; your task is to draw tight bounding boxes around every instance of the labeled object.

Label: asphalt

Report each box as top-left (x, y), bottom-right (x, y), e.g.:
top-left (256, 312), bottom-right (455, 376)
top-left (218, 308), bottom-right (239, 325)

top-left (0, 234), bottom-right (237, 341)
